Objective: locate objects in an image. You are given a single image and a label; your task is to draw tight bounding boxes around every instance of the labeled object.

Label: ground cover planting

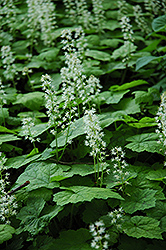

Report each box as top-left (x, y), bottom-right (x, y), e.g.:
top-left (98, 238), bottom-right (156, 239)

top-left (0, 0), bottom-right (166, 249)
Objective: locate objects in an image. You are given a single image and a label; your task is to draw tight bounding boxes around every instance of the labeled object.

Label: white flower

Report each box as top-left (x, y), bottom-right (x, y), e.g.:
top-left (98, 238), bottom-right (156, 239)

top-left (22, 117), bottom-right (40, 143)
top-left (89, 220), bottom-right (110, 249)
top-left (1, 45), bottom-right (17, 80)
top-left (155, 91), bottom-right (166, 155)
top-left (26, 0), bottom-right (57, 46)
top-left (0, 153), bottom-right (17, 224)
top-left (111, 146), bottom-right (130, 186)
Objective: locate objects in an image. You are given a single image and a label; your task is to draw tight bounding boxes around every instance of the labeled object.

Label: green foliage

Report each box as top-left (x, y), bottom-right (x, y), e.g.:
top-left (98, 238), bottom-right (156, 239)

top-left (0, 0), bottom-right (166, 249)
top-left (53, 186), bottom-right (123, 206)
top-left (0, 224), bottom-right (15, 244)
top-left (123, 216), bottom-right (163, 239)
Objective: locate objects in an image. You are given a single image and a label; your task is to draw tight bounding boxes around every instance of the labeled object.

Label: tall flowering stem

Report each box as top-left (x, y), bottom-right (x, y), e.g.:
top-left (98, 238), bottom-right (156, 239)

top-left (41, 74), bottom-right (62, 160)
top-left (89, 220), bottom-right (110, 250)
top-left (119, 16), bottom-right (136, 65)
top-left (0, 79), bottom-right (7, 126)
top-left (61, 28), bottom-right (102, 116)
top-left (0, 153), bottom-right (17, 224)
top-left (1, 45), bottom-right (17, 81)
top-left (155, 91), bottom-right (166, 160)
top-left (26, 0), bottom-right (57, 46)
top-left (111, 146), bottom-right (130, 192)
top-left (84, 108), bottom-right (106, 187)
top-left (21, 117), bottom-right (40, 149)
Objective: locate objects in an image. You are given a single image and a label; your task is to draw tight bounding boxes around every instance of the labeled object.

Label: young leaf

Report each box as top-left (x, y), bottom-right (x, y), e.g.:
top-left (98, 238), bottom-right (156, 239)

top-left (110, 80), bottom-right (148, 91)
top-left (127, 117), bottom-right (156, 128)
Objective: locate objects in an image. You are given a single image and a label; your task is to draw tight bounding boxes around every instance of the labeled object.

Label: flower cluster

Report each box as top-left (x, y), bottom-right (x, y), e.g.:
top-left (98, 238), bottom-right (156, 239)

top-left (144, 0), bottom-right (161, 17)
top-left (1, 45), bottom-right (17, 80)
top-left (63, 0), bottom-right (105, 30)
top-left (108, 207), bottom-right (124, 229)
top-left (89, 220), bottom-right (110, 250)
top-left (133, 5), bottom-right (151, 34)
top-left (155, 92), bottom-right (166, 157)
top-left (84, 108), bottom-right (107, 185)
top-left (119, 16), bottom-right (136, 63)
top-left (26, 0), bottom-right (57, 45)
top-left (63, 0), bottom-right (92, 29)
top-left (21, 117), bottom-right (40, 144)
top-left (0, 79), bottom-right (7, 106)
top-left (111, 146), bottom-right (130, 189)
top-left (117, 0), bottom-right (128, 20)
top-left (84, 108), bottom-right (106, 160)
top-left (92, 0), bottom-right (105, 31)
top-left (0, 0), bottom-right (17, 31)
top-left (41, 74), bottom-right (61, 134)
top-left (61, 28), bottom-right (102, 117)
top-left (0, 152), bottom-right (17, 224)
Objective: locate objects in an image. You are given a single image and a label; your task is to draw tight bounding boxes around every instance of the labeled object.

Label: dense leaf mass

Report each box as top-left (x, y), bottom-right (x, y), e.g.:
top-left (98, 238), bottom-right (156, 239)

top-left (0, 0), bottom-right (166, 249)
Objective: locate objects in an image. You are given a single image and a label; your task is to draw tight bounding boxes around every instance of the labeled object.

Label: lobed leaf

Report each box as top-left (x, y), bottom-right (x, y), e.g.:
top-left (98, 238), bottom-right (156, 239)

top-left (53, 186), bottom-right (124, 206)
top-left (123, 216), bottom-right (163, 239)
top-left (121, 188), bottom-right (157, 214)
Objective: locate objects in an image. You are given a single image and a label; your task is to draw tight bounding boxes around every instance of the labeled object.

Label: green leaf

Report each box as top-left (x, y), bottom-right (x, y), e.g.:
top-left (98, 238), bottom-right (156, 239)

top-left (123, 216), bottom-right (163, 239)
top-left (15, 161), bottom-right (60, 190)
top-left (146, 201), bottom-right (166, 220)
top-left (110, 80), bottom-right (148, 91)
top-left (37, 48), bottom-right (59, 62)
top-left (136, 56), bottom-right (163, 71)
top-left (53, 186), bottom-right (124, 206)
top-left (13, 92), bottom-right (44, 110)
top-left (102, 20), bottom-right (120, 31)
top-left (50, 164), bottom-right (94, 182)
top-left (111, 43), bottom-right (137, 60)
top-left (134, 88), bottom-right (158, 105)
top-left (126, 133), bottom-right (162, 154)
top-left (17, 197), bottom-right (46, 235)
top-left (0, 125), bottom-right (16, 134)
top-left (0, 134), bottom-right (21, 145)
top-left (97, 90), bottom-right (129, 105)
top-left (152, 15), bottom-right (166, 32)
top-left (146, 169), bottom-right (166, 181)
top-left (0, 108), bottom-right (9, 124)
top-left (127, 117), bottom-right (156, 128)
top-left (26, 148), bottom-right (39, 158)
top-left (121, 188), bottom-right (156, 214)
top-left (6, 154), bottom-right (41, 169)
top-left (113, 97), bottom-right (140, 115)
top-left (0, 224), bottom-right (15, 244)
top-left (85, 50), bottom-right (111, 61)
